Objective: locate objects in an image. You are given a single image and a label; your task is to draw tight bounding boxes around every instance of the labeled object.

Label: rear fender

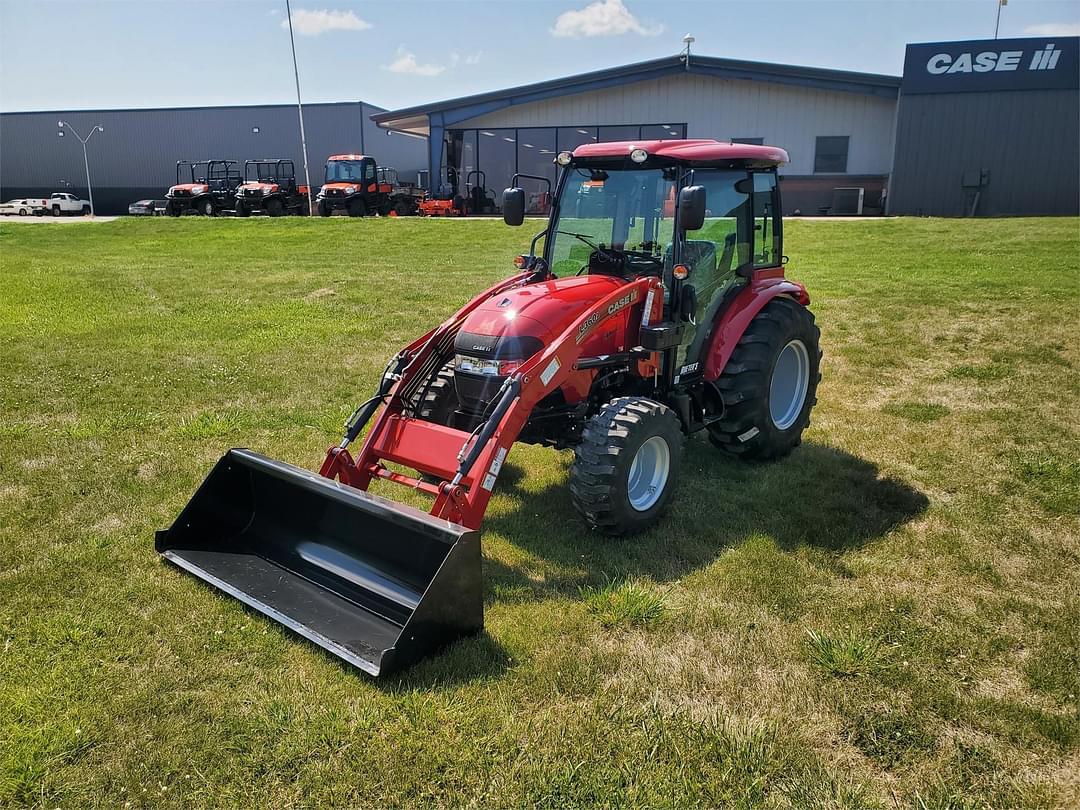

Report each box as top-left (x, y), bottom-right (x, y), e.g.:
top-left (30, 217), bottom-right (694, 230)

top-left (703, 268), bottom-right (810, 381)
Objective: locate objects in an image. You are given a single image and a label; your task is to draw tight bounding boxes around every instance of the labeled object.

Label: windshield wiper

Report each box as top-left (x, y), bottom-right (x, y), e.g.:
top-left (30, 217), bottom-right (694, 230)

top-left (557, 230), bottom-right (619, 258)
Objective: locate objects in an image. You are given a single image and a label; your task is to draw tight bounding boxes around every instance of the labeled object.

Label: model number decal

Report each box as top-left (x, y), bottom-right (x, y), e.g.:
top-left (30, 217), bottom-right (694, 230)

top-left (575, 289), bottom-right (639, 345)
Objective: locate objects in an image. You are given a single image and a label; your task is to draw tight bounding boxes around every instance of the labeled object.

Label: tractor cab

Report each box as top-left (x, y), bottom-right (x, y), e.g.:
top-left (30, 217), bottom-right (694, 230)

top-left (504, 140), bottom-right (784, 376)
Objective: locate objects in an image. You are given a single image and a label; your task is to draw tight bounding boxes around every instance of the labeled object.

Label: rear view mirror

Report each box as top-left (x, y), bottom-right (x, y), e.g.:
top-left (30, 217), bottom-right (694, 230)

top-left (502, 188), bottom-right (525, 226)
top-left (678, 185), bottom-right (706, 231)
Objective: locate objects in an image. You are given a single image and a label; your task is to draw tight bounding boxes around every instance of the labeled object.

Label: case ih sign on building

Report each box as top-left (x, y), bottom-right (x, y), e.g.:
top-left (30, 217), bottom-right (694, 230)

top-left (889, 37), bottom-right (1079, 216)
top-left (901, 36), bottom-right (1079, 93)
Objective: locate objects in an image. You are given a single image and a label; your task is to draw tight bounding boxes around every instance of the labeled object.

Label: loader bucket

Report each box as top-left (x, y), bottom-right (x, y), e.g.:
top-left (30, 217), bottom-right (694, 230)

top-left (156, 449), bottom-right (482, 676)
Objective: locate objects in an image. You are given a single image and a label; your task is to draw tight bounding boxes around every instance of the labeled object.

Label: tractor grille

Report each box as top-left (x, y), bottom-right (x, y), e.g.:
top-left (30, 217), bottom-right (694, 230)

top-left (244, 189), bottom-right (262, 197)
top-left (324, 188), bottom-right (344, 197)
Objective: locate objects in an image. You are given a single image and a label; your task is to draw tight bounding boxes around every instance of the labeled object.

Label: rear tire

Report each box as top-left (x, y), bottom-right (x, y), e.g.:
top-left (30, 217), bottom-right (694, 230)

top-left (52, 206), bottom-right (61, 217)
top-left (570, 397), bottom-right (683, 536)
top-left (197, 198), bottom-right (215, 217)
top-left (707, 297), bottom-right (821, 461)
top-left (18, 209), bottom-right (27, 217)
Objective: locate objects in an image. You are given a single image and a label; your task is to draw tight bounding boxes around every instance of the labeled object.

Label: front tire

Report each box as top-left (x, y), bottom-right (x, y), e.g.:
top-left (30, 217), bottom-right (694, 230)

top-left (234, 200), bottom-right (249, 217)
top-left (265, 197), bottom-right (284, 217)
top-left (570, 397), bottom-right (683, 535)
top-left (347, 198), bottom-right (366, 218)
top-left (166, 201), bottom-right (182, 217)
top-left (52, 206), bottom-right (61, 217)
top-left (317, 200), bottom-right (332, 217)
top-left (81, 205), bottom-right (91, 215)
top-left (707, 297), bottom-right (821, 460)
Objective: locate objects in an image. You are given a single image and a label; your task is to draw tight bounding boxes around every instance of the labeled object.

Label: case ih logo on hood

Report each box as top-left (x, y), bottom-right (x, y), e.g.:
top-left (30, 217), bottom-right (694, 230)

top-left (926, 43), bottom-right (1062, 74)
top-left (575, 289), bottom-right (638, 345)
top-left (497, 297), bottom-right (512, 308)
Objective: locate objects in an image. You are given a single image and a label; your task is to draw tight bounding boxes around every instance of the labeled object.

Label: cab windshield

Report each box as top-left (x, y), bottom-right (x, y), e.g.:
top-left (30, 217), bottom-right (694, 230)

top-left (325, 160), bottom-right (366, 183)
top-left (547, 166), bottom-right (677, 277)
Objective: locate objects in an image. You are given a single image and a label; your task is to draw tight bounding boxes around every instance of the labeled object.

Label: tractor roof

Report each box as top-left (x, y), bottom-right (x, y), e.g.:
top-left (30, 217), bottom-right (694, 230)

top-left (572, 139), bottom-right (788, 166)
top-left (327, 154), bottom-right (369, 161)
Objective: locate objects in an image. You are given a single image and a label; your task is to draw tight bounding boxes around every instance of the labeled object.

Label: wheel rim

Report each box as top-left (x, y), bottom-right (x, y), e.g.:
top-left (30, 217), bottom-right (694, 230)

top-left (626, 436), bottom-right (670, 512)
top-left (769, 339), bottom-right (810, 430)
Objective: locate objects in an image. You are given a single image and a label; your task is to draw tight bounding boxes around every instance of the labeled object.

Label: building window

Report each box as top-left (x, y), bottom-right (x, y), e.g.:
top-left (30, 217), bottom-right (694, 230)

top-left (597, 125), bottom-right (640, 142)
top-left (517, 127), bottom-right (556, 214)
top-left (557, 127), bottom-right (598, 152)
top-left (641, 123), bottom-right (686, 140)
top-left (814, 136), bottom-right (849, 173)
top-left (731, 137), bottom-right (763, 145)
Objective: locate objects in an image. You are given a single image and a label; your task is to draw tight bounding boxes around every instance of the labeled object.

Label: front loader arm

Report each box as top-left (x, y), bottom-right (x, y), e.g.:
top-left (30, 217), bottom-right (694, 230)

top-left (431, 275), bottom-right (663, 527)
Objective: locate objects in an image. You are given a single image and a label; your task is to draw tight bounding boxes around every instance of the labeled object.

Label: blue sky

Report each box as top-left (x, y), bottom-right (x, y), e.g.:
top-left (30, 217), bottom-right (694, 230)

top-left (1, 0), bottom-right (1078, 113)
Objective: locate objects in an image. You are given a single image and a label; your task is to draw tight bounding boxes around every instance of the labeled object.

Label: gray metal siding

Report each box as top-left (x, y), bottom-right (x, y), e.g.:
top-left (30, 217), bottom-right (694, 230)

top-left (889, 89), bottom-right (1079, 216)
top-left (454, 73), bottom-right (898, 176)
top-left (0, 102), bottom-right (426, 208)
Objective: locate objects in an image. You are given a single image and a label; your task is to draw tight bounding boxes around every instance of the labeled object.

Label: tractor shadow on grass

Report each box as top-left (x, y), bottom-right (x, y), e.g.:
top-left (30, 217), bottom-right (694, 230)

top-left (482, 439), bottom-right (929, 599)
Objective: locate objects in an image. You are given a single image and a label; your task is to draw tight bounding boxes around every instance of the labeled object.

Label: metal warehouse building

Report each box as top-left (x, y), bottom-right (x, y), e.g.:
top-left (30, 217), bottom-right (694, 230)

top-left (0, 101), bottom-right (426, 215)
top-left (373, 53), bottom-right (902, 216)
top-left (890, 36), bottom-right (1079, 216)
top-left (1, 38), bottom-right (1076, 218)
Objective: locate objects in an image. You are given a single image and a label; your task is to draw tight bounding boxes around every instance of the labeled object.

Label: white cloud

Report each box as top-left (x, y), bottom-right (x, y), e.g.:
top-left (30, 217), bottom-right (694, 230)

top-left (384, 48), bottom-right (445, 76)
top-left (449, 51), bottom-right (483, 67)
top-left (1023, 23), bottom-right (1080, 36)
top-left (283, 9), bottom-right (372, 36)
top-left (552, 0), bottom-right (662, 38)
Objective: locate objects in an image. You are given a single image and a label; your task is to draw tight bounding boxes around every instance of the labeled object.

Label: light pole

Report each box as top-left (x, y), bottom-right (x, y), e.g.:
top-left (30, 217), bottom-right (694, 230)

top-left (284, 0), bottom-right (315, 216)
top-left (57, 121), bottom-right (104, 216)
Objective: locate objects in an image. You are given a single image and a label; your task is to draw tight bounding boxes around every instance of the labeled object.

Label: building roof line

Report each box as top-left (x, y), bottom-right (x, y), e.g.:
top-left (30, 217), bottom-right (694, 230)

top-left (1, 100), bottom-right (386, 117)
top-left (372, 53), bottom-right (901, 130)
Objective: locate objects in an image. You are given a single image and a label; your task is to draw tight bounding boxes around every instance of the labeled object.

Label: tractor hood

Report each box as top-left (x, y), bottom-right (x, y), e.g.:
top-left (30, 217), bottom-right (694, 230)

top-left (456, 275), bottom-right (627, 360)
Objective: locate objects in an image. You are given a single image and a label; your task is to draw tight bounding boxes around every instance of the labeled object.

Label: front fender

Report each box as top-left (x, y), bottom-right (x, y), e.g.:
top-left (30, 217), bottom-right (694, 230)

top-left (703, 268), bottom-right (810, 381)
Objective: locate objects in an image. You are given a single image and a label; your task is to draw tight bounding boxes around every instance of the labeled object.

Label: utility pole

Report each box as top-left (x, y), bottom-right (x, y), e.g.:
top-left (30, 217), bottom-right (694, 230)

top-left (995, 0), bottom-right (1007, 39)
top-left (57, 121), bottom-right (104, 216)
top-left (285, 0), bottom-right (315, 216)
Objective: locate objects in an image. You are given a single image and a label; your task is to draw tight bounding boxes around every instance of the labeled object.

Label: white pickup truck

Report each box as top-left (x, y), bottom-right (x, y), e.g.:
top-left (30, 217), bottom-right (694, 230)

top-left (46, 192), bottom-right (92, 216)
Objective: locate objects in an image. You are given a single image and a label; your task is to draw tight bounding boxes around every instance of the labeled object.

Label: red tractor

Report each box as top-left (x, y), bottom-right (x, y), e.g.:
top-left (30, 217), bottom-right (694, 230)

top-left (233, 159), bottom-right (310, 217)
top-left (157, 140), bottom-right (821, 676)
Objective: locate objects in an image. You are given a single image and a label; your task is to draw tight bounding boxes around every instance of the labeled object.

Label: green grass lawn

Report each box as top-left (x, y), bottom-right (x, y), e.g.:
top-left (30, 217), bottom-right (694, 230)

top-left (1, 216), bottom-right (1077, 808)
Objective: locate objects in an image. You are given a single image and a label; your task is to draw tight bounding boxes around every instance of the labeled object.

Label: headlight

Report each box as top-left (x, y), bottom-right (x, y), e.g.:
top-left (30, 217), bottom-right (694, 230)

top-left (344, 186), bottom-right (356, 195)
top-left (630, 147), bottom-right (648, 163)
top-left (555, 151), bottom-right (573, 166)
top-left (454, 355), bottom-right (521, 376)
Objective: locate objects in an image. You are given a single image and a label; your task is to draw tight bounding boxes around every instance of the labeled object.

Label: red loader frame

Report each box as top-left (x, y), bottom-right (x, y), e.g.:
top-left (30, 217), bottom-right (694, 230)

top-left (321, 274), bottom-right (664, 529)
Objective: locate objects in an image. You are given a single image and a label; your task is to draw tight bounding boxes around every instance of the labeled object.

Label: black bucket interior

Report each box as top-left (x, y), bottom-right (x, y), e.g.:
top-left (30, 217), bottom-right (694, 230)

top-left (156, 449), bottom-right (483, 676)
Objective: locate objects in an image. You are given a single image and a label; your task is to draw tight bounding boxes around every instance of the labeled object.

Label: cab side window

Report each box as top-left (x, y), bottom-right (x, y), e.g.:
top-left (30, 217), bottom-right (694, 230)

top-left (364, 161), bottom-right (376, 182)
top-left (751, 172), bottom-right (781, 268)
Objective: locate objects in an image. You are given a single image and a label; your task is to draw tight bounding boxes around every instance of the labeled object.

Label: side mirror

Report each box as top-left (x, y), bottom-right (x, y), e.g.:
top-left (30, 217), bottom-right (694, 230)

top-left (678, 185), bottom-right (706, 231)
top-left (502, 187), bottom-right (525, 226)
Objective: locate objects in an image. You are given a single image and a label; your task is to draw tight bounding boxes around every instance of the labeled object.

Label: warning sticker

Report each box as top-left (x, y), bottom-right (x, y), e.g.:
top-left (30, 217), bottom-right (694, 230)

top-left (489, 446), bottom-right (507, 476)
top-left (540, 357), bottom-right (561, 386)
top-left (481, 473), bottom-right (498, 491)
